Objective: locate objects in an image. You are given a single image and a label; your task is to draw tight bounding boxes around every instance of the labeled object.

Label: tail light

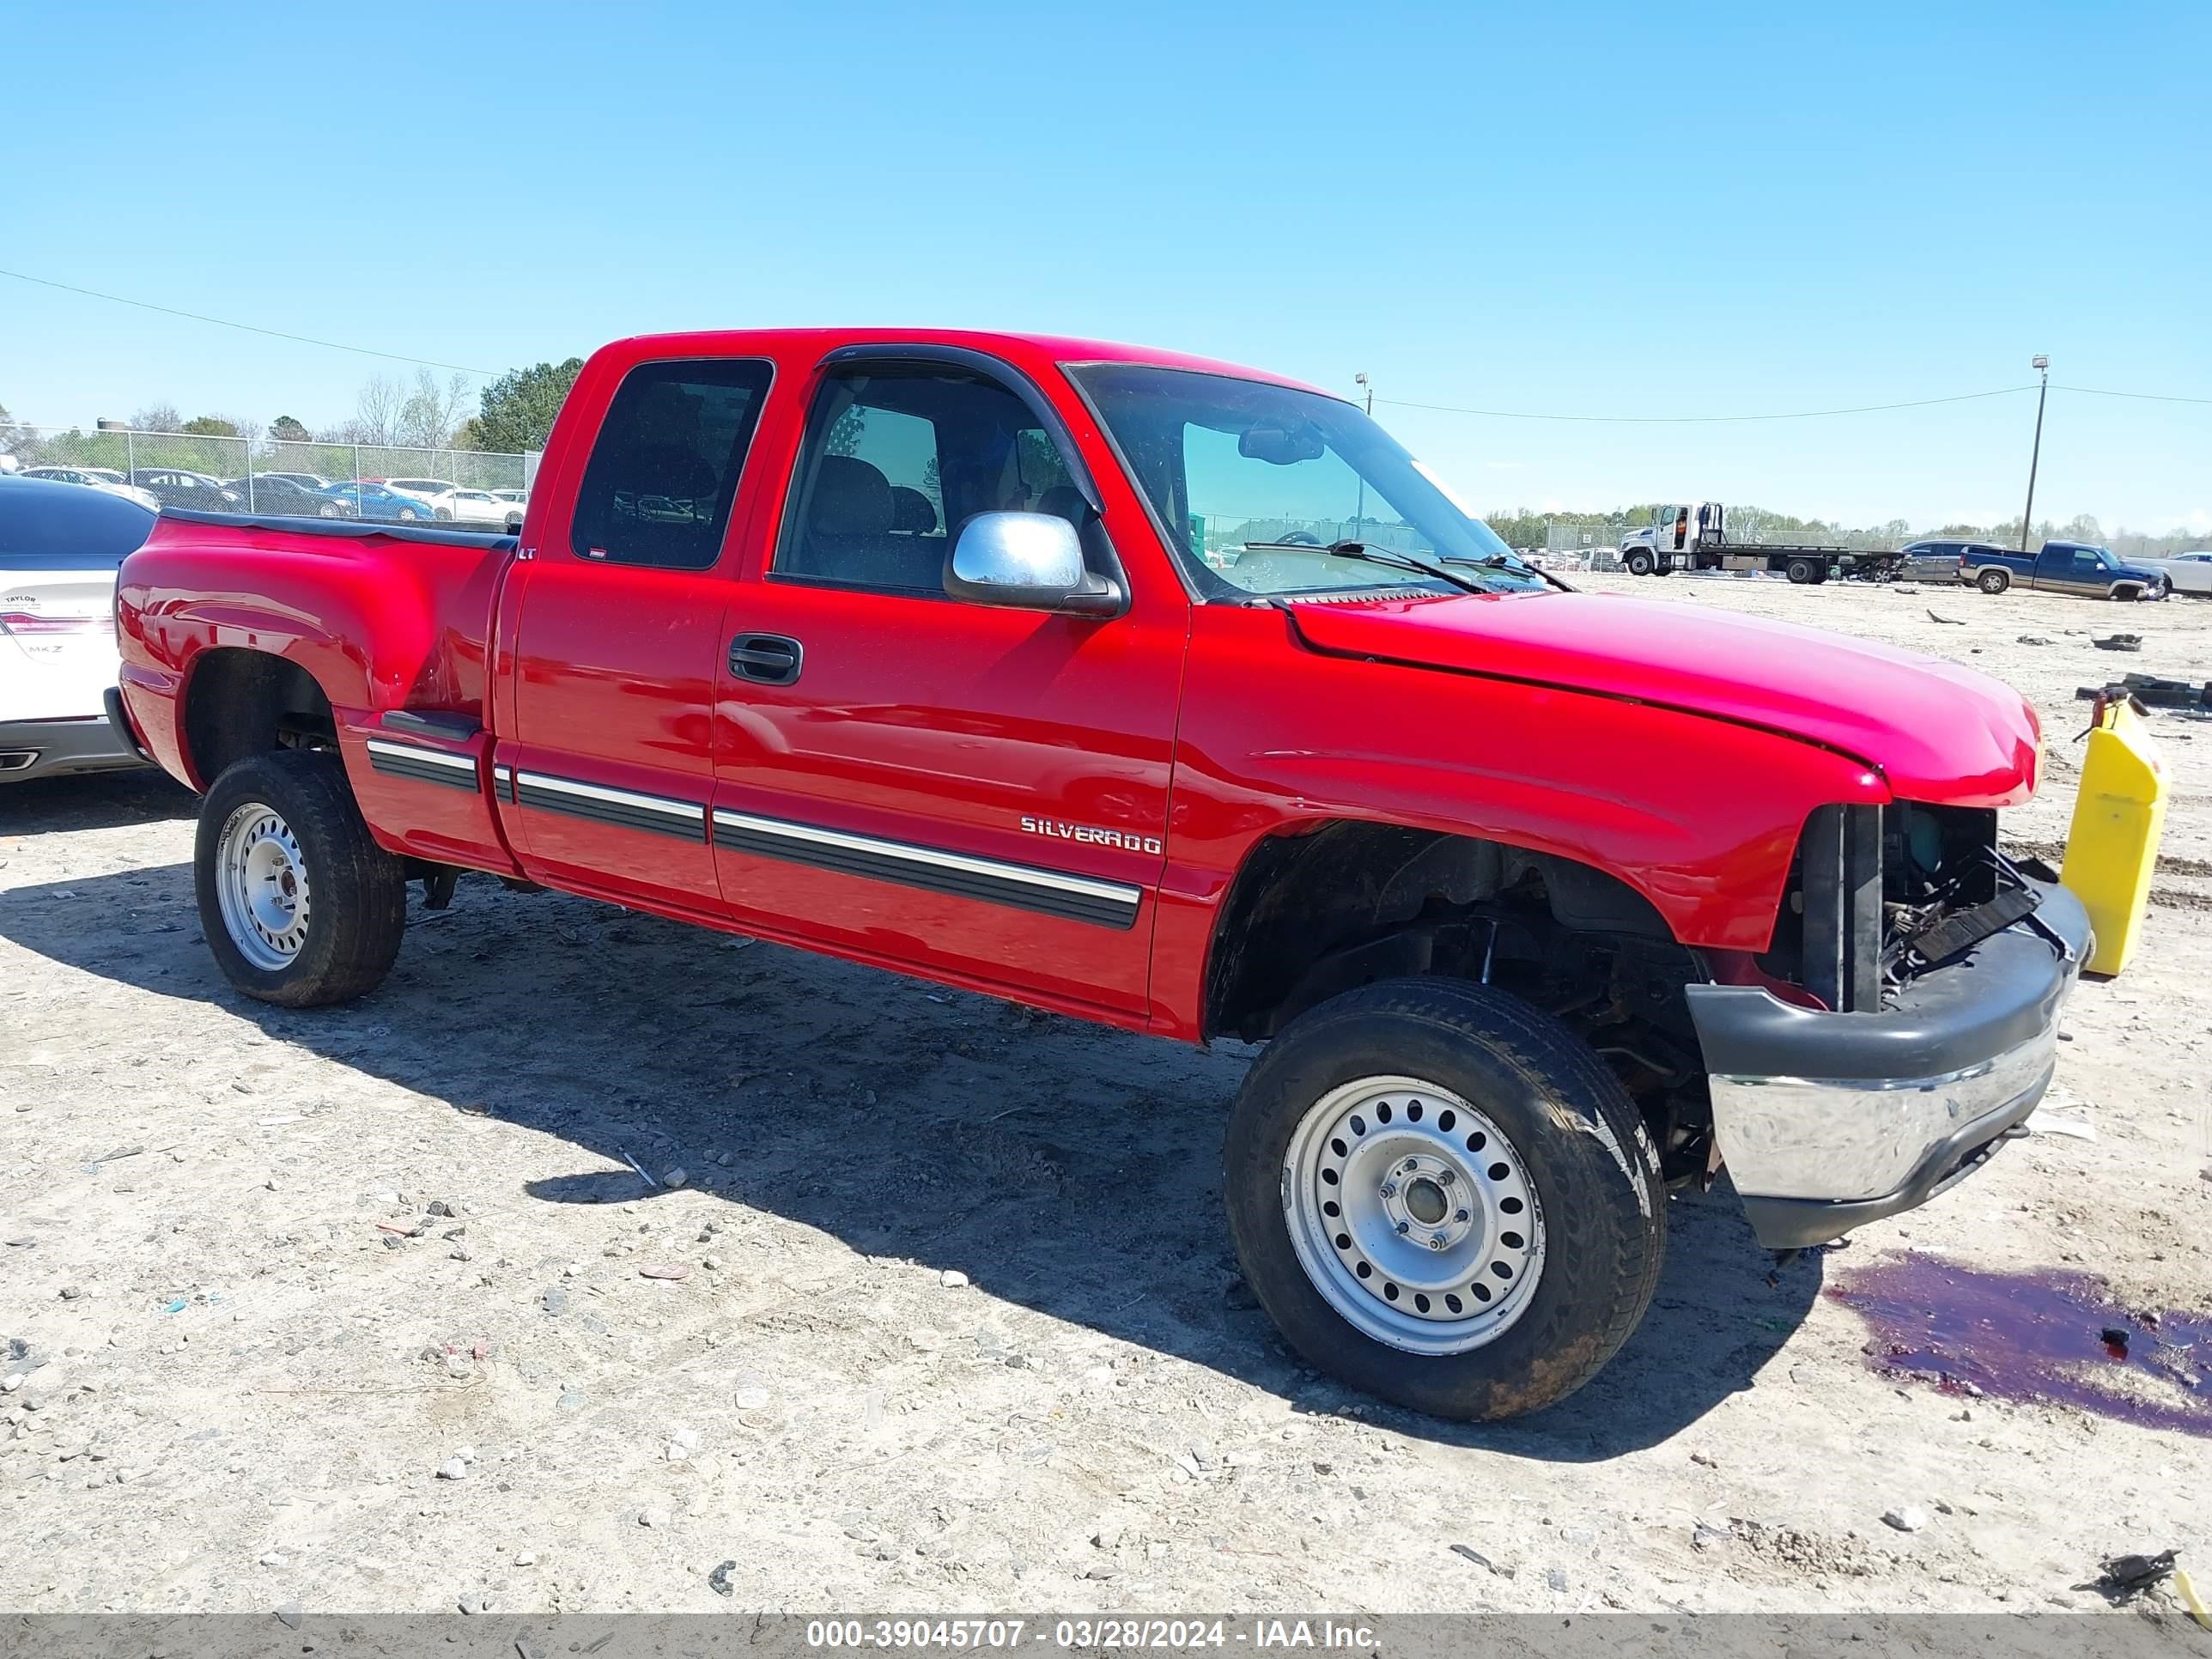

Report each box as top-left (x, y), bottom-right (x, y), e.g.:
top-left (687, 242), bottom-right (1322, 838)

top-left (1957, 552), bottom-right (1968, 570)
top-left (0, 611), bottom-right (114, 635)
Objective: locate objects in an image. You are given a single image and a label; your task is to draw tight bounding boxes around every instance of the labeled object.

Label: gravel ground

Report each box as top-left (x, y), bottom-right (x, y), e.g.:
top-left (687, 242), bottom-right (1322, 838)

top-left (2, 573), bottom-right (2208, 1619)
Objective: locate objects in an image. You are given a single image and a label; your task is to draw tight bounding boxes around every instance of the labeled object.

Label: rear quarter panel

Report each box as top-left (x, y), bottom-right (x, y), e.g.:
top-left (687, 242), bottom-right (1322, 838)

top-left (114, 520), bottom-right (513, 833)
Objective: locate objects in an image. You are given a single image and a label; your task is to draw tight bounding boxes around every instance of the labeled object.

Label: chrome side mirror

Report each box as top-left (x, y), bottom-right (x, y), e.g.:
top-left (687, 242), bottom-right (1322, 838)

top-left (945, 511), bottom-right (1124, 617)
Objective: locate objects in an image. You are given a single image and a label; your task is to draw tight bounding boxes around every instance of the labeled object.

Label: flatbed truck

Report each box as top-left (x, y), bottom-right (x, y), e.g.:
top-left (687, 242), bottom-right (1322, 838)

top-left (1621, 502), bottom-right (1906, 584)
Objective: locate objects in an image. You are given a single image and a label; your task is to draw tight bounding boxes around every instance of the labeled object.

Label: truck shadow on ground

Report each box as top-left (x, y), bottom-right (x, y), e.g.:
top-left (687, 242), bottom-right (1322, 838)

top-left (0, 855), bottom-right (1823, 1460)
top-left (0, 771), bottom-right (196, 833)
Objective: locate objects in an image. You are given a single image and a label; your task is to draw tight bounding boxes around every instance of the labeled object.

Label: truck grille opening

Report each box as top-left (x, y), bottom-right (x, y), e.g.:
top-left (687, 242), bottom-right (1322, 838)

top-left (1762, 802), bottom-right (2025, 1011)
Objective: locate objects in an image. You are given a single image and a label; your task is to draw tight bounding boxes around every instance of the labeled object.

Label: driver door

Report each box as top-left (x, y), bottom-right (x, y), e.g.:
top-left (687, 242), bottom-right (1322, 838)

top-left (708, 353), bottom-right (1184, 1016)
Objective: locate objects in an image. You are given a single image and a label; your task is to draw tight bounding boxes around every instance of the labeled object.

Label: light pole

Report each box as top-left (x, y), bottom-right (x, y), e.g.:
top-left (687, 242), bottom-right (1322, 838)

top-left (2019, 355), bottom-right (2049, 555)
top-left (1352, 372), bottom-right (1371, 537)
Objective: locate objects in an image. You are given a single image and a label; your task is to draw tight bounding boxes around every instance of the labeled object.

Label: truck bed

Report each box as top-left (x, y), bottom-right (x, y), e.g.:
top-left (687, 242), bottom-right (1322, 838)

top-left (161, 507), bottom-right (519, 553)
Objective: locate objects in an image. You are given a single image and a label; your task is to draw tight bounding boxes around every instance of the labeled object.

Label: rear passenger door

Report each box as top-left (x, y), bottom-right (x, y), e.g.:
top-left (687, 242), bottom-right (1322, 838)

top-left (495, 356), bottom-right (774, 916)
top-left (706, 351), bottom-right (1186, 1016)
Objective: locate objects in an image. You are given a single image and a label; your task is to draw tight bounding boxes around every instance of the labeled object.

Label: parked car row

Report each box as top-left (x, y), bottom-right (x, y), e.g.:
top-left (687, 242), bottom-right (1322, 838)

top-left (16, 465), bottom-right (528, 529)
top-left (19, 465), bottom-right (161, 512)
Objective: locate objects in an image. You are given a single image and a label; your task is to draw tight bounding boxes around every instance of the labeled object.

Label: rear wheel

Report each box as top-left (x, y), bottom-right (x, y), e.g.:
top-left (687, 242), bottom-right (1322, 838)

top-left (1785, 557), bottom-right (1818, 585)
top-left (1224, 978), bottom-right (1666, 1421)
top-left (1977, 567), bottom-right (2011, 594)
top-left (196, 750), bottom-right (407, 1006)
top-left (1625, 550), bottom-right (1656, 576)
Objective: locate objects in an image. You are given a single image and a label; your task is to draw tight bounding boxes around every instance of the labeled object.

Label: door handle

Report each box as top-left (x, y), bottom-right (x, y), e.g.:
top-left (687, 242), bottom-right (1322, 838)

top-left (729, 633), bottom-right (803, 686)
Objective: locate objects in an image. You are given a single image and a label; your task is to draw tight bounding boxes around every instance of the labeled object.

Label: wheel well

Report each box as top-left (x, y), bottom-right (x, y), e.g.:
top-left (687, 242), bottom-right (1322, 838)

top-left (1203, 822), bottom-right (1714, 1179)
top-left (182, 648), bottom-right (337, 786)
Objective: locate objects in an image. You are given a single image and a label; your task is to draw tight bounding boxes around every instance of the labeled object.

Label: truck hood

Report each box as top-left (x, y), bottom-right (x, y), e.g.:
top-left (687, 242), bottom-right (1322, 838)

top-left (1285, 590), bottom-right (2040, 806)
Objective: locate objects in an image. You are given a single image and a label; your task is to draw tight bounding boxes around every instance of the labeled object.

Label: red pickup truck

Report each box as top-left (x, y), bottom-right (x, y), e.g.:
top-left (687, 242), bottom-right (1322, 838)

top-left (112, 328), bottom-right (2090, 1421)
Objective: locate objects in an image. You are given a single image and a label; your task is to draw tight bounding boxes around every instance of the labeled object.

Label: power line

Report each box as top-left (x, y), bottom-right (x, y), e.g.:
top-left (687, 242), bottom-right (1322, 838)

top-left (0, 267), bottom-right (498, 377)
top-left (1374, 385), bottom-right (2039, 424)
top-left (8, 261), bottom-right (2207, 417)
top-left (2055, 383), bottom-right (2212, 406)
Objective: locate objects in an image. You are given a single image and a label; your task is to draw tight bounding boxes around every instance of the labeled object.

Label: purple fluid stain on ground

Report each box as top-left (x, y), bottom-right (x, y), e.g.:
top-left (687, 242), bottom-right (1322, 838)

top-left (1827, 1252), bottom-right (2212, 1438)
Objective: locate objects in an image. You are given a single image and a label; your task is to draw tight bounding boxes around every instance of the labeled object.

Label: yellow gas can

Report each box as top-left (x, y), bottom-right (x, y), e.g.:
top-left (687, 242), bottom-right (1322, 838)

top-left (2058, 694), bottom-right (2167, 975)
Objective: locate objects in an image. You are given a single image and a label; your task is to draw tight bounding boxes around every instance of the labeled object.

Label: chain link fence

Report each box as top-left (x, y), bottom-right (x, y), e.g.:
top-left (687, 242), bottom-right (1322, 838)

top-left (0, 423), bottom-right (539, 526)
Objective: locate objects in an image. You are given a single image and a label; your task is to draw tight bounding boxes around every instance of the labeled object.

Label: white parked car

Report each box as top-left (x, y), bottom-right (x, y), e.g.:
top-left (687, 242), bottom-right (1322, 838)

top-left (2137, 550), bottom-right (2212, 597)
top-left (0, 476), bottom-right (156, 781)
top-left (444, 488), bottom-right (525, 529)
top-left (20, 465), bottom-right (162, 513)
top-left (380, 477), bottom-right (466, 518)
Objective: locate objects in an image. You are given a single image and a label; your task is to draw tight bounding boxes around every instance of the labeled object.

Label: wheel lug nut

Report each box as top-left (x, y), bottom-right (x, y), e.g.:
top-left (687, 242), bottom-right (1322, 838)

top-left (1455, 1208), bottom-right (1470, 1223)
top-left (1395, 1221), bottom-right (1410, 1236)
top-left (1378, 1181), bottom-right (1397, 1200)
top-left (1428, 1234), bottom-right (1447, 1251)
top-left (1437, 1169), bottom-right (1455, 1186)
top-left (1401, 1158), bottom-right (1419, 1175)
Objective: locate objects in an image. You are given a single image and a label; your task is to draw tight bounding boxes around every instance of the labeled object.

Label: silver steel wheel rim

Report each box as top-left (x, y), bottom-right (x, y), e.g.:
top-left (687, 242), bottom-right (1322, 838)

top-left (1282, 1074), bottom-right (1546, 1357)
top-left (215, 801), bottom-right (312, 971)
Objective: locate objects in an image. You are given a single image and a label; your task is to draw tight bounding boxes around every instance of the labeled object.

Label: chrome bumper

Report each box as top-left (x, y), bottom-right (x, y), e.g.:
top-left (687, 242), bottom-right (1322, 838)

top-left (1685, 881), bottom-right (2091, 1249)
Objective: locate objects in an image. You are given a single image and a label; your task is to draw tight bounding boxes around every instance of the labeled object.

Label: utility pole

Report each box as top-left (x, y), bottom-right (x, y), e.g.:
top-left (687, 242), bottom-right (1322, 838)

top-left (1352, 373), bottom-right (1371, 537)
top-left (2019, 355), bottom-right (2049, 555)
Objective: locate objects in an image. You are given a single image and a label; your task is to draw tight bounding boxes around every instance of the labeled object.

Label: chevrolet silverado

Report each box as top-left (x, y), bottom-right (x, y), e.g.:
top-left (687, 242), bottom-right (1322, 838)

top-left (112, 328), bottom-right (2090, 1420)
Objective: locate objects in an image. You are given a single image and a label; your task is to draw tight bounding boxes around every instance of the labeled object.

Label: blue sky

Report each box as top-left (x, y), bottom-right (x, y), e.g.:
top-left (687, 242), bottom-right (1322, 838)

top-left (4, 2), bottom-right (2206, 534)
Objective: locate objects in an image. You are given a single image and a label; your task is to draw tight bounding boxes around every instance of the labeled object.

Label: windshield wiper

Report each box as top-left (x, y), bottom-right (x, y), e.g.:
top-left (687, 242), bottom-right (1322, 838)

top-left (1240, 539), bottom-right (1492, 596)
top-left (1443, 550), bottom-right (1575, 593)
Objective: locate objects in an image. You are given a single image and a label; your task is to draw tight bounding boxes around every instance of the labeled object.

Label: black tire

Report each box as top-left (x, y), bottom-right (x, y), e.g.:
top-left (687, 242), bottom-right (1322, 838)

top-left (1625, 550), bottom-right (1656, 576)
top-left (1224, 978), bottom-right (1666, 1421)
top-left (1976, 567), bottom-right (2010, 594)
top-left (1785, 557), bottom-right (1817, 585)
top-left (195, 750), bottom-right (407, 1006)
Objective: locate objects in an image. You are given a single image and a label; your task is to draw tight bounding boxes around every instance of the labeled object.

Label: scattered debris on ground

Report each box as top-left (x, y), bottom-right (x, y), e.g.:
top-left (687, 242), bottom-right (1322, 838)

top-left (3, 576), bottom-right (2207, 1617)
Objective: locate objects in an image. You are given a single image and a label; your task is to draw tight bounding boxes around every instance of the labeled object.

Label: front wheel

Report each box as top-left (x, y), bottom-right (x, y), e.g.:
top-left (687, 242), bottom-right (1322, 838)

top-left (196, 750), bottom-right (408, 1006)
top-left (398, 507), bottom-right (419, 521)
top-left (1224, 978), bottom-right (1666, 1421)
top-left (1976, 567), bottom-right (2011, 594)
top-left (1625, 550), bottom-right (1656, 576)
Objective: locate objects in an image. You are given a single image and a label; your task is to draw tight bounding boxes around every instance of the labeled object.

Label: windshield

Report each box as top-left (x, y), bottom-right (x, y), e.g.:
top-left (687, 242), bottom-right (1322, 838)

top-left (1066, 363), bottom-right (1543, 599)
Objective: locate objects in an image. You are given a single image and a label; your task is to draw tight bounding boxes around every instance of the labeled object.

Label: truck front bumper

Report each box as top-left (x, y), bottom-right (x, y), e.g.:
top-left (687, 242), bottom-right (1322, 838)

top-left (1684, 881), bottom-right (2092, 1249)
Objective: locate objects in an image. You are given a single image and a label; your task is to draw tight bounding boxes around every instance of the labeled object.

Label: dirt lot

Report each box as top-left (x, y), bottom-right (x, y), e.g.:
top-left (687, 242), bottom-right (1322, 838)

top-left (2, 573), bottom-right (2208, 1619)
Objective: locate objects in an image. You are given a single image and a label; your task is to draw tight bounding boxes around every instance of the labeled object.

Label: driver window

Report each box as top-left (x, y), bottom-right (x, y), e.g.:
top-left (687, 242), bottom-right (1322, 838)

top-left (774, 366), bottom-right (1091, 596)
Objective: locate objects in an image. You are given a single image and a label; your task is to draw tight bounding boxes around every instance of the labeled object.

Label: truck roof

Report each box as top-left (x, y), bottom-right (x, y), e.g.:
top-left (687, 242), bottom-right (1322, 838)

top-left (601, 326), bottom-right (1338, 401)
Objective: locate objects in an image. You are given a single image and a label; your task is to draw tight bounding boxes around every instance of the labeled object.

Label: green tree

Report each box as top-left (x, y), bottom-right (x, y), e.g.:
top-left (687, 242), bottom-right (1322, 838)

top-left (473, 358), bottom-right (584, 453)
top-left (179, 415), bottom-right (240, 437)
top-left (269, 416), bottom-right (312, 444)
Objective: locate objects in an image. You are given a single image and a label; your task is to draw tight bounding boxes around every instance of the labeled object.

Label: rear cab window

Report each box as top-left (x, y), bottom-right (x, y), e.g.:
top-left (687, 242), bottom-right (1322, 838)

top-left (568, 358), bottom-right (775, 570)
